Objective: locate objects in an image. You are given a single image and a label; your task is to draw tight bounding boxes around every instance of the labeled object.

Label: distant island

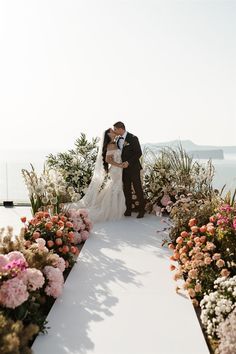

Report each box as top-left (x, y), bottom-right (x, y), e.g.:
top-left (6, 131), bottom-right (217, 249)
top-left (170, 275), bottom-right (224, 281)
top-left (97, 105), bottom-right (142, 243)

top-left (143, 140), bottom-right (236, 160)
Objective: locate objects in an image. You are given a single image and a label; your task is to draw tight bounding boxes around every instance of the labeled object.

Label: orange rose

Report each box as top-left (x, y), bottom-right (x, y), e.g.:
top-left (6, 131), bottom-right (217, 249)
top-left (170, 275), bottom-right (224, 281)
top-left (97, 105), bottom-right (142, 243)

top-left (21, 216), bottom-right (27, 223)
top-left (45, 222), bottom-right (53, 230)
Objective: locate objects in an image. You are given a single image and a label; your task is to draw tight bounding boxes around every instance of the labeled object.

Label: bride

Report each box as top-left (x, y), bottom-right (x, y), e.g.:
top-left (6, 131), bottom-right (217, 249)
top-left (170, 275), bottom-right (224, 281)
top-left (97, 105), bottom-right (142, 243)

top-left (69, 128), bottom-right (126, 223)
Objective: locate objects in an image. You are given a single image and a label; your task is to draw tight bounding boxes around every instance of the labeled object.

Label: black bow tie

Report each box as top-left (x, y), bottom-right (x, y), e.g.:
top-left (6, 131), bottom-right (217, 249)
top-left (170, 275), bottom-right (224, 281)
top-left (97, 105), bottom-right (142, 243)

top-left (119, 137), bottom-right (124, 140)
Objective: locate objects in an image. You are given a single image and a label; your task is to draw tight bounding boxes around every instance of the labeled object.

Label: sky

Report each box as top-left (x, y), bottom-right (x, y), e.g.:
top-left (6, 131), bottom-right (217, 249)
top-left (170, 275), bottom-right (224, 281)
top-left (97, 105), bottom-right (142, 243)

top-left (0, 0), bottom-right (235, 151)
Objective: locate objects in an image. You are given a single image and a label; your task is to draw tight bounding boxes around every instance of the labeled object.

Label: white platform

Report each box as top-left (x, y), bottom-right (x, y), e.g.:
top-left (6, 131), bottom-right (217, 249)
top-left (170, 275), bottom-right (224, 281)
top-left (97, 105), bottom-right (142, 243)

top-left (27, 214), bottom-right (209, 354)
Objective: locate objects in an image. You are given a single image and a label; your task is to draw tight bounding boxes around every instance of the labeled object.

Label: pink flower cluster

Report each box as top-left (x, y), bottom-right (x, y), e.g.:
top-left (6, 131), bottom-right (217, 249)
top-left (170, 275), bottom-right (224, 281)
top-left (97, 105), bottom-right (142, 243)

top-left (68, 208), bottom-right (92, 243)
top-left (0, 251), bottom-right (45, 309)
top-left (215, 204), bottom-right (236, 232)
top-left (43, 265), bottom-right (64, 298)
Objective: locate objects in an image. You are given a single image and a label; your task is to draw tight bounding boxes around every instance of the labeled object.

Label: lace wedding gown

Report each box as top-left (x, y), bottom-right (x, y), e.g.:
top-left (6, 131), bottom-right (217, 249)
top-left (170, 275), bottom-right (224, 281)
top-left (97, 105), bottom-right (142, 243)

top-left (72, 149), bottom-right (126, 223)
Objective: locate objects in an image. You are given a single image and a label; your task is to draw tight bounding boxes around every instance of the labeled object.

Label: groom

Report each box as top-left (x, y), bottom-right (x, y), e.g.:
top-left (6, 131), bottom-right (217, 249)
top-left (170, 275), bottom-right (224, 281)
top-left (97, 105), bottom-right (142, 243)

top-left (113, 121), bottom-right (145, 218)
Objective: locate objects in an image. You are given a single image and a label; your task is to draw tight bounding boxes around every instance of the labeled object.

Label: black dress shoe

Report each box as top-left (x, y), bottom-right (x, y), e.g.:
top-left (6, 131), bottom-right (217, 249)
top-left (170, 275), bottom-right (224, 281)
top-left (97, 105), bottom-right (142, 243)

top-left (136, 211), bottom-right (145, 218)
top-left (124, 210), bottom-right (132, 216)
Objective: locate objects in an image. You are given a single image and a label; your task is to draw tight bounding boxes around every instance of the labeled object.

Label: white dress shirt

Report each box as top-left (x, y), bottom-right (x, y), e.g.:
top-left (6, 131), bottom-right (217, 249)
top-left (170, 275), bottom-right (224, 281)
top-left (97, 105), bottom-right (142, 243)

top-left (118, 131), bottom-right (127, 150)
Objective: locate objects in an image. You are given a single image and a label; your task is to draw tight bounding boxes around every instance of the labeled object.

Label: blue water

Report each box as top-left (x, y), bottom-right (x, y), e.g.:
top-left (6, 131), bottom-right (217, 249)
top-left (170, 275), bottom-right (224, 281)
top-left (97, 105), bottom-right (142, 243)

top-left (0, 151), bottom-right (235, 203)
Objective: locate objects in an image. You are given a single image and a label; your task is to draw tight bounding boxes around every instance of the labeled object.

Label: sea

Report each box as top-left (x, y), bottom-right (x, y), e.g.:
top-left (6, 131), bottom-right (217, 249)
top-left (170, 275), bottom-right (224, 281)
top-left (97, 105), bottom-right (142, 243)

top-left (0, 150), bottom-right (236, 204)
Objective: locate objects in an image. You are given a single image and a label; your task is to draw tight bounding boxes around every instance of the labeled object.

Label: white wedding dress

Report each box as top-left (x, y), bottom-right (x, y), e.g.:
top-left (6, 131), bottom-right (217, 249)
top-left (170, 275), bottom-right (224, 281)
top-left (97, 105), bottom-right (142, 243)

top-left (69, 148), bottom-right (126, 223)
top-left (88, 149), bottom-right (126, 222)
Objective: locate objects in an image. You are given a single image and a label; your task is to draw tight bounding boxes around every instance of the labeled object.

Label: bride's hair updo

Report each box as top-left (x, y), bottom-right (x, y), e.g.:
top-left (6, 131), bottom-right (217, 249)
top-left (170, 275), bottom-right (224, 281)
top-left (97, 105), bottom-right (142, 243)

top-left (102, 128), bottom-right (112, 173)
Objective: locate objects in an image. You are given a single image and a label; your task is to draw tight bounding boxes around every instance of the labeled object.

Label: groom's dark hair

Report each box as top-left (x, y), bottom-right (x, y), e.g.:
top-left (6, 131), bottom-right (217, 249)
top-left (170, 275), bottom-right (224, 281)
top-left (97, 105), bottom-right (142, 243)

top-left (114, 121), bottom-right (125, 130)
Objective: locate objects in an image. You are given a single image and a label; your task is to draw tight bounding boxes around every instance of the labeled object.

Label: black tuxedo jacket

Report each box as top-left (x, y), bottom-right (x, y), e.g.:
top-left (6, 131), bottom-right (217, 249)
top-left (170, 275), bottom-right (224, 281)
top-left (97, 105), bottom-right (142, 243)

top-left (120, 132), bottom-right (142, 172)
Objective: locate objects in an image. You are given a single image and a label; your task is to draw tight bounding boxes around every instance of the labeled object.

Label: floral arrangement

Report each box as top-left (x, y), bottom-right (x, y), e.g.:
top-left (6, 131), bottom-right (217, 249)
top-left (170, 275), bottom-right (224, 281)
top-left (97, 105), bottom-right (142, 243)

top-left (46, 133), bottom-right (99, 200)
top-left (170, 202), bottom-right (236, 302)
top-left (169, 192), bottom-right (221, 242)
top-left (0, 226), bottom-right (67, 337)
top-left (200, 276), bottom-right (236, 339)
top-left (22, 210), bottom-right (92, 268)
top-left (143, 146), bottom-right (214, 215)
top-left (22, 165), bottom-right (80, 215)
top-left (216, 307), bottom-right (236, 354)
top-left (0, 251), bottom-right (45, 309)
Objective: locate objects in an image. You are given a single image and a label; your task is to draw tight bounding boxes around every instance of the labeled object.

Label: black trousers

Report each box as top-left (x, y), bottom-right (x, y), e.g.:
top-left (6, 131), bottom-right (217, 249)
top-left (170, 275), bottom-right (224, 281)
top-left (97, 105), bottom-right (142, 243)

top-left (122, 170), bottom-right (145, 212)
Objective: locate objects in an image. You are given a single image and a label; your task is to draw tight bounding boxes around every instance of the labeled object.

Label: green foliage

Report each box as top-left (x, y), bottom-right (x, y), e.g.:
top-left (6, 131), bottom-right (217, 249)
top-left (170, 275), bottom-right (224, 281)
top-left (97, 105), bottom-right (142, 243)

top-left (46, 133), bottom-right (99, 198)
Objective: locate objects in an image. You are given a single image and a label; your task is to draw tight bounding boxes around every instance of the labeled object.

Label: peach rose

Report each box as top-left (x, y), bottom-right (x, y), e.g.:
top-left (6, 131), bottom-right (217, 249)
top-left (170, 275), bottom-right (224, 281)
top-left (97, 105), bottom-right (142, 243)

top-left (55, 238), bottom-right (63, 246)
top-left (204, 257), bottom-right (212, 265)
top-left (212, 253), bottom-right (221, 261)
top-left (70, 246), bottom-right (78, 254)
top-left (199, 225), bottom-right (207, 233)
top-left (191, 226), bottom-right (199, 233)
top-left (47, 240), bottom-right (54, 248)
top-left (188, 269), bottom-right (198, 279)
top-left (168, 243), bottom-right (175, 250)
top-left (216, 259), bottom-right (225, 268)
top-left (220, 268), bottom-right (230, 277)
top-left (181, 231), bottom-right (189, 238)
top-left (62, 245), bottom-right (70, 254)
top-left (56, 230), bottom-right (63, 238)
top-left (45, 222), bottom-right (53, 230)
top-left (176, 237), bottom-right (183, 244)
top-left (188, 218), bottom-right (197, 227)
top-left (195, 283), bottom-right (202, 292)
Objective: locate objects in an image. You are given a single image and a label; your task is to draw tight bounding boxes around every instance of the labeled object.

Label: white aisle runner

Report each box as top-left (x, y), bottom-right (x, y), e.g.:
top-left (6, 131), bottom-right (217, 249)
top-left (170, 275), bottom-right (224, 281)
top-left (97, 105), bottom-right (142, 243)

top-left (31, 214), bottom-right (209, 354)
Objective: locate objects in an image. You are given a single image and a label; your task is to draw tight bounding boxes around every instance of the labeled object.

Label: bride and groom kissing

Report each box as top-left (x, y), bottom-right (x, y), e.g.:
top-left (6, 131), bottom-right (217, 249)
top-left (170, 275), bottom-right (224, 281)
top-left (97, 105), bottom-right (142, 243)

top-left (72, 121), bottom-right (145, 223)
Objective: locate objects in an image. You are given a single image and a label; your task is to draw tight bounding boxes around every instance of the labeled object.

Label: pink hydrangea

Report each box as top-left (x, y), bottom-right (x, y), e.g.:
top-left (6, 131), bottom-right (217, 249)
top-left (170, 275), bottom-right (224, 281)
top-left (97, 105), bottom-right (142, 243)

top-left (78, 209), bottom-right (88, 218)
top-left (0, 277), bottom-right (29, 308)
top-left (25, 268), bottom-right (45, 291)
top-left (81, 230), bottom-right (89, 241)
top-left (43, 266), bottom-right (64, 298)
top-left (51, 254), bottom-right (66, 273)
top-left (7, 251), bottom-right (25, 262)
